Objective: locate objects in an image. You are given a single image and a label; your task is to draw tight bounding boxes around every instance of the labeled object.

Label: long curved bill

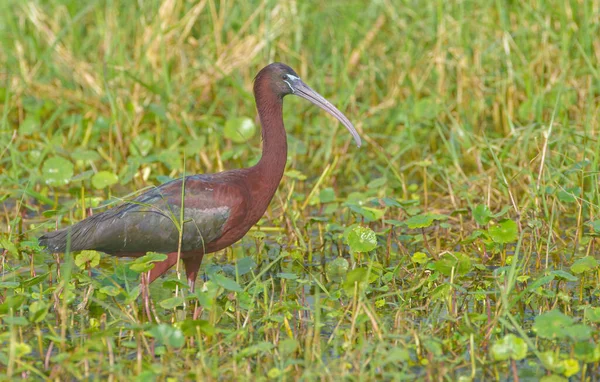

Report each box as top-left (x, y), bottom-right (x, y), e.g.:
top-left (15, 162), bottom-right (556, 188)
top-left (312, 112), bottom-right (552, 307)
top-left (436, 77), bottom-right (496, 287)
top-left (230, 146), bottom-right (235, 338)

top-left (293, 81), bottom-right (362, 147)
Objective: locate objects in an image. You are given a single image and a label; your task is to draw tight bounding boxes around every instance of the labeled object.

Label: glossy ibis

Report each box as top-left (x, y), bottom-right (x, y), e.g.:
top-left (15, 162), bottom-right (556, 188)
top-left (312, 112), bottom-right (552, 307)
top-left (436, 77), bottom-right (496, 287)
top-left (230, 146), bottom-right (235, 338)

top-left (39, 63), bottom-right (361, 291)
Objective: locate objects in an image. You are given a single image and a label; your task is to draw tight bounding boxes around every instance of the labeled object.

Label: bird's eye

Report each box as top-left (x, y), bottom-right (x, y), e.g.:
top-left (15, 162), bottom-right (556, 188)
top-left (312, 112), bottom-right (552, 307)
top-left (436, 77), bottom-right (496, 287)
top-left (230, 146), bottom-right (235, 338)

top-left (282, 74), bottom-right (288, 80)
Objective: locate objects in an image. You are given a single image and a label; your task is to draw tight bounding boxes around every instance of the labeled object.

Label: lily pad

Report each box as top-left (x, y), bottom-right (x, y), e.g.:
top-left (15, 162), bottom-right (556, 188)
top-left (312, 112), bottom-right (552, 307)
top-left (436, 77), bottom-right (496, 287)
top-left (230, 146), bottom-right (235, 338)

top-left (488, 219), bottom-right (518, 244)
top-left (584, 307), bottom-right (600, 323)
top-left (210, 273), bottom-right (242, 292)
top-left (346, 226), bottom-right (377, 253)
top-left (411, 252), bottom-right (429, 264)
top-left (159, 296), bottom-right (185, 309)
top-left (574, 341), bottom-right (600, 363)
top-left (490, 334), bottom-right (527, 361)
top-left (75, 250), bottom-right (101, 268)
top-left (431, 252), bottom-right (472, 276)
top-left (42, 157), bottom-right (74, 186)
top-left (319, 188), bottom-right (336, 203)
top-left (570, 256), bottom-right (598, 274)
top-left (92, 171), bottom-right (119, 189)
top-left (29, 301), bottom-right (49, 323)
top-left (342, 267), bottom-right (369, 294)
top-left (533, 310), bottom-right (573, 340)
top-left (473, 204), bottom-right (493, 225)
top-left (405, 213), bottom-right (447, 229)
top-left (566, 324), bottom-right (593, 341)
top-left (130, 252), bottom-right (168, 273)
top-left (20, 115), bottom-right (40, 135)
top-left (147, 324), bottom-right (185, 348)
top-left (236, 256), bottom-right (257, 276)
top-left (180, 319), bottom-right (215, 336)
top-left (326, 257), bottom-right (349, 282)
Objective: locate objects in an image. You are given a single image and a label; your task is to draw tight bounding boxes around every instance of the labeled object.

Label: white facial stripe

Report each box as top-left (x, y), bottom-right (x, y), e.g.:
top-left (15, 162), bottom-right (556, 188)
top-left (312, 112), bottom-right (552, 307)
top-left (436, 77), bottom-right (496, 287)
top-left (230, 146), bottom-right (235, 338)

top-left (283, 80), bottom-right (294, 93)
top-left (283, 74), bottom-right (300, 93)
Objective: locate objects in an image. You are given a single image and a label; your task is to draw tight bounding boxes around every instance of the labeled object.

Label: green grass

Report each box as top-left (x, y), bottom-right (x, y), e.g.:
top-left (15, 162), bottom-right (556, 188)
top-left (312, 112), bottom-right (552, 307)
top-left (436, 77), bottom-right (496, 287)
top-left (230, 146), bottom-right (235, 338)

top-left (1, 0), bottom-right (600, 379)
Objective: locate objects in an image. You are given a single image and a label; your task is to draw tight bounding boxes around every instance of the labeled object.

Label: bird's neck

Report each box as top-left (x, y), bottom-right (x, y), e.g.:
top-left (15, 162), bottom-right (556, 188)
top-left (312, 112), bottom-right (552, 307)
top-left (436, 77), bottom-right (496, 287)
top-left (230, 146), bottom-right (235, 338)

top-left (247, 86), bottom-right (287, 220)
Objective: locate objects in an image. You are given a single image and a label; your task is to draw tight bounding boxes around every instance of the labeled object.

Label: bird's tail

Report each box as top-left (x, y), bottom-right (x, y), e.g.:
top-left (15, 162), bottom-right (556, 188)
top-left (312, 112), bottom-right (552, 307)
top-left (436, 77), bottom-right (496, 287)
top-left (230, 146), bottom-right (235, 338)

top-left (38, 225), bottom-right (85, 253)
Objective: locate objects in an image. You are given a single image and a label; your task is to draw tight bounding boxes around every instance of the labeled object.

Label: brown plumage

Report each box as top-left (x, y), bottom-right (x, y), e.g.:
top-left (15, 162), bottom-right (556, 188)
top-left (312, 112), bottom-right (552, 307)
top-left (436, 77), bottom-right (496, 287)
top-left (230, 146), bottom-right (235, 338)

top-left (39, 63), bottom-right (361, 291)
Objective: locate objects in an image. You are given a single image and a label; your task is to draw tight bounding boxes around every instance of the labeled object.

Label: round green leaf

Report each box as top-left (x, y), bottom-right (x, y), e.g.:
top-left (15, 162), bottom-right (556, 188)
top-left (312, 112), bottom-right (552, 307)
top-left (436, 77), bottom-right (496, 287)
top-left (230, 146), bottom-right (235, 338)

top-left (195, 281), bottom-right (219, 308)
top-left (561, 358), bottom-right (580, 377)
top-left (347, 205), bottom-right (384, 222)
top-left (224, 117), bottom-right (256, 143)
top-left (473, 204), bottom-right (493, 225)
top-left (130, 252), bottom-right (168, 273)
top-left (342, 267), bottom-right (369, 294)
top-left (413, 98), bottom-right (438, 121)
top-left (431, 284), bottom-right (452, 300)
top-left (488, 219), bottom-right (518, 244)
top-left (431, 252), bottom-right (472, 276)
top-left (132, 134), bottom-right (154, 156)
top-left (20, 115), bottom-right (40, 135)
top-left (147, 324), bottom-right (185, 348)
top-left (92, 171), bottom-right (118, 189)
top-left (346, 226), bottom-right (377, 253)
top-left (236, 341), bottom-right (274, 359)
top-left (361, 207), bottom-right (385, 220)
top-left (574, 341), bottom-right (600, 363)
top-left (326, 257), bottom-right (349, 282)
top-left (75, 250), bottom-right (101, 268)
top-left (210, 273), bottom-right (243, 292)
top-left (42, 157), bottom-right (74, 186)
top-left (236, 256), bottom-right (257, 276)
top-left (533, 310), bottom-right (574, 339)
top-left (411, 251), bottom-right (429, 264)
top-left (367, 177), bottom-right (387, 189)
top-left (180, 319), bottom-right (215, 336)
top-left (590, 220), bottom-right (600, 233)
top-left (571, 256), bottom-right (598, 274)
top-left (557, 190), bottom-right (576, 203)
top-left (405, 213), bottom-right (447, 229)
top-left (0, 296), bottom-right (25, 313)
top-left (383, 348), bottom-right (411, 363)
top-left (584, 307), bottom-right (600, 323)
top-left (278, 338), bottom-right (298, 356)
top-left (540, 351), bottom-right (564, 373)
top-left (161, 279), bottom-right (189, 291)
top-left (13, 343), bottom-right (32, 358)
top-left (125, 286), bottom-right (141, 304)
top-left (159, 296), bottom-right (185, 310)
top-left (491, 334), bottom-right (528, 361)
top-left (267, 368), bottom-right (282, 379)
top-left (566, 324), bottom-right (593, 341)
top-left (29, 301), bottom-right (49, 323)
top-left (319, 187), bottom-right (336, 203)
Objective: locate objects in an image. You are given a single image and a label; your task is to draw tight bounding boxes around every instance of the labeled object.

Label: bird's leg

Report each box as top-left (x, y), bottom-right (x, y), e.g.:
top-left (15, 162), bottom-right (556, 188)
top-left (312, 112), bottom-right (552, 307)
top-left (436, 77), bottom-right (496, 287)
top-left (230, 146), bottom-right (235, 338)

top-left (183, 255), bottom-right (204, 320)
top-left (183, 255), bottom-right (204, 293)
top-left (141, 271), bottom-right (153, 322)
top-left (148, 252), bottom-right (180, 283)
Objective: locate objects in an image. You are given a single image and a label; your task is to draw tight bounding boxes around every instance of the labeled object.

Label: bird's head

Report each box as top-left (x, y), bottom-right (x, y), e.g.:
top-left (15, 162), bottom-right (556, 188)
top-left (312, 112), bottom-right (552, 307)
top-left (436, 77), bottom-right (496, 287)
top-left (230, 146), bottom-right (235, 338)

top-left (254, 62), bottom-right (361, 147)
